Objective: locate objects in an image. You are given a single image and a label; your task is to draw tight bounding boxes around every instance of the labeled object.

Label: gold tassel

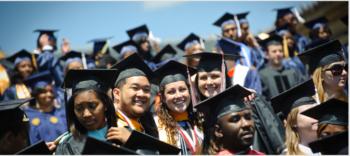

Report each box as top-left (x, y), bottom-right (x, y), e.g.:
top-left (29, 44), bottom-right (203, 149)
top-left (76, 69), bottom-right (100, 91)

top-left (31, 54), bottom-right (37, 70)
top-left (283, 36), bottom-right (289, 59)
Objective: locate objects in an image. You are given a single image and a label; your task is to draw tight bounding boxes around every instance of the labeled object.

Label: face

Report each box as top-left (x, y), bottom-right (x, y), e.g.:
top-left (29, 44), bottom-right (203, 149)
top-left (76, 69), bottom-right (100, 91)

top-left (17, 60), bottom-right (33, 79)
top-left (296, 104), bottom-right (319, 144)
top-left (222, 24), bottom-right (237, 40)
top-left (266, 44), bottom-right (284, 66)
top-left (163, 81), bottom-right (190, 113)
top-left (186, 43), bottom-right (204, 67)
top-left (114, 76), bottom-right (151, 118)
top-left (322, 61), bottom-right (348, 89)
top-left (36, 85), bottom-right (55, 106)
top-left (318, 124), bottom-right (347, 139)
top-left (318, 26), bottom-right (330, 40)
top-left (140, 40), bottom-right (150, 52)
top-left (197, 70), bottom-right (222, 98)
top-left (240, 23), bottom-right (249, 39)
top-left (74, 90), bottom-right (106, 131)
top-left (215, 109), bottom-right (255, 151)
top-left (67, 61), bottom-right (83, 71)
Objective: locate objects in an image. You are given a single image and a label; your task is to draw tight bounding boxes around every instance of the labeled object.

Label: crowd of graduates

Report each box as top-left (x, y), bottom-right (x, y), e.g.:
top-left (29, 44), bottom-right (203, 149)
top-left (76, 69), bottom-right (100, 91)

top-left (0, 6), bottom-right (348, 155)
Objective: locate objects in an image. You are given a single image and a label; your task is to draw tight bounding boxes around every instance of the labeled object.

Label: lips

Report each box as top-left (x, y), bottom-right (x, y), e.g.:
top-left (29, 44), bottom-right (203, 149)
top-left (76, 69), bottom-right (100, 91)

top-left (241, 131), bottom-right (254, 140)
top-left (83, 119), bottom-right (96, 126)
top-left (133, 98), bottom-right (146, 106)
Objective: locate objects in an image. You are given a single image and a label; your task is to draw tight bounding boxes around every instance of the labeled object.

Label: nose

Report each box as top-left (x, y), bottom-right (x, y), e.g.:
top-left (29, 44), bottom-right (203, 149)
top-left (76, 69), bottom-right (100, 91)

top-left (83, 108), bottom-right (92, 118)
top-left (206, 78), bottom-right (214, 86)
top-left (241, 118), bottom-right (253, 129)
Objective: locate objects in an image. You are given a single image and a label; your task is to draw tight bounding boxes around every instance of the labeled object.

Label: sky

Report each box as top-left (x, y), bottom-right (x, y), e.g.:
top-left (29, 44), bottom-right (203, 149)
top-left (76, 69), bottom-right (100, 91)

top-left (0, 1), bottom-right (315, 55)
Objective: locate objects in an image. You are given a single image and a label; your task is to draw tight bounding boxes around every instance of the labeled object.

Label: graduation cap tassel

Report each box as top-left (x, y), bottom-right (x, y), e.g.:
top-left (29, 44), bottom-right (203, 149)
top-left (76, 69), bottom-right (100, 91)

top-left (100, 41), bottom-right (109, 55)
top-left (187, 67), bottom-right (198, 107)
top-left (81, 52), bottom-right (88, 69)
top-left (292, 8), bottom-right (305, 23)
top-left (31, 53), bottom-right (38, 71)
top-left (220, 53), bottom-right (226, 92)
top-left (282, 35), bottom-right (290, 58)
top-left (234, 15), bottom-right (242, 38)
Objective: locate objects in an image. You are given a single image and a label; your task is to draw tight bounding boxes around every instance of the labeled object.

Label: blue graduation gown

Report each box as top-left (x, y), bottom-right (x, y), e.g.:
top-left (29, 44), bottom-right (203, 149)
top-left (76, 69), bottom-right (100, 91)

top-left (24, 106), bottom-right (67, 144)
top-left (2, 85), bottom-right (17, 100)
top-left (37, 50), bottom-right (64, 87)
top-left (244, 69), bottom-right (263, 95)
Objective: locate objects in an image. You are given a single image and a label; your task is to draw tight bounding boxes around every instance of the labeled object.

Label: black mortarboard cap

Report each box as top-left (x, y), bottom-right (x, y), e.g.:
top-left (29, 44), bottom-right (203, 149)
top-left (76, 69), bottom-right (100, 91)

top-left (309, 131), bottom-right (348, 155)
top-left (237, 11), bottom-right (250, 20)
top-left (111, 53), bottom-right (155, 86)
top-left (16, 140), bottom-right (52, 154)
top-left (60, 50), bottom-right (83, 61)
top-left (82, 137), bottom-right (137, 154)
top-left (195, 85), bottom-right (251, 125)
top-left (258, 34), bottom-right (283, 50)
top-left (88, 37), bottom-right (112, 56)
top-left (152, 44), bottom-right (178, 64)
top-left (304, 17), bottom-right (328, 30)
top-left (183, 52), bottom-right (241, 72)
top-left (298, 40), bottom-right (344, 74)
top-left (24, 71), bottom-right (53, 90)
top-left (0, 98), bottom-right (33, 112)
top-left (33, 29), bottom-right (58, 36)
top-left (274, 7), bottom-right (294, 19)
top-left (271, 79), bottom-right (316, 120)
top-left (154, 60), bottom-right (196, 86)
top-left (127, 24), bottom-right (150, 43)
top-left (177, 33), bottom-right (203, 51)
top-left (112, 40), bottom-right (137, 54)
top-left (63, 69), bottom-right (118, 92)
top-left (217, 38), bottom-right (243, 55)
top-left (213, 12), bottom-right (235, 27)
top-left (341, 15), bottom-right (348, 26)
top-left (7, 49), bottom-right (38, 66)
top-left (124, 130), bottom-right (180, 155)
top-left (302, 98), bottom-right (348, 125)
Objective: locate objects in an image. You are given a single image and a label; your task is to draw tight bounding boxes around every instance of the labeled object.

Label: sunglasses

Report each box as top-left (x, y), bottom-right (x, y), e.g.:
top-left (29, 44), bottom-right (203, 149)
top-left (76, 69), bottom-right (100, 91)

top-left (324, 64), bottom-right (348, 76)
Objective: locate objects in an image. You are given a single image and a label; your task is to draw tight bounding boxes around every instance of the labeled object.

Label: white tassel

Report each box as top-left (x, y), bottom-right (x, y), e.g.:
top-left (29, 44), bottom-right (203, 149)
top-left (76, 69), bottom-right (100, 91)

top-left (293, 8), bottom-right (305, 23)
top-left (234, 15), bottom-right (242, 37)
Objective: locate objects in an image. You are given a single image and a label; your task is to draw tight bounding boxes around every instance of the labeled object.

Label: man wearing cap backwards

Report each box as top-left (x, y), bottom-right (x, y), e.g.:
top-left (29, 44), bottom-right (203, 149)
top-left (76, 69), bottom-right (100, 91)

top-left (112, 53), bottom-right (158, 138)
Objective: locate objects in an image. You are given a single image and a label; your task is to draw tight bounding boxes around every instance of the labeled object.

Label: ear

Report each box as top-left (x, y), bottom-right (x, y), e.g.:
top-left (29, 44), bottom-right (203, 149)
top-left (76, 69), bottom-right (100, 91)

top-left (112, 88), bottom-right (121, 101)
top-left (214, 124), bottom-right (223, 139)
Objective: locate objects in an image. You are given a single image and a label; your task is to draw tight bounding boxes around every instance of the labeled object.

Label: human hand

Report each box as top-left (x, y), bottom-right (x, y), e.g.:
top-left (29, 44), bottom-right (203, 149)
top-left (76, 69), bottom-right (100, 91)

top-left (46, 141), bottom-right (57, 152)
top-left (106, 127), bottom-right (132, 144)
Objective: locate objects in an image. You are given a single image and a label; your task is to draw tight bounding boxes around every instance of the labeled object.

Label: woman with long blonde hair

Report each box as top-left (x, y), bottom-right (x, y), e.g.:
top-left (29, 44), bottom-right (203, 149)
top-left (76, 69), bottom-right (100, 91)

top-left (299, 40), bottom-right (347, 103)
top-left (271, 79), bottom-right (318, 155)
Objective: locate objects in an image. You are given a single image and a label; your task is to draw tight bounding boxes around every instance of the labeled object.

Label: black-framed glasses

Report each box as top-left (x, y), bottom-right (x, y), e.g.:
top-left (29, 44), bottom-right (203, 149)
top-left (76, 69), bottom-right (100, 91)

top-left (324, 64), bottom-right (348, 76)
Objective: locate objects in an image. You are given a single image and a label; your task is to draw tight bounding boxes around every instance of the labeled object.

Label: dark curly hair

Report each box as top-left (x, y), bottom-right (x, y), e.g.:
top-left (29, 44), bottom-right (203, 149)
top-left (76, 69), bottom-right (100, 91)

top-left (66, 88), bottom-right (116, 137)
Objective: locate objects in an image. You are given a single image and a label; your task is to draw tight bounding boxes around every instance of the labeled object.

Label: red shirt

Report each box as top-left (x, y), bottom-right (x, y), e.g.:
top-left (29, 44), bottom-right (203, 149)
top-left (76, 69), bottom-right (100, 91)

top-left (216, 149), bottom-right (264, 155)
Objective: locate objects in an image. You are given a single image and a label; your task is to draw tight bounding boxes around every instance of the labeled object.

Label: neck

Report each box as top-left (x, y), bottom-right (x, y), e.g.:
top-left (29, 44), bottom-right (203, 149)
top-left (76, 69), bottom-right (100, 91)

top-left (36, 102), bottom-right (54, 112)
top-left (268, 62), bottom-right (282, 69)
top-left (225, 146), bottom-right (250, 154)
top-left (324, 87), bottom-right (346, 102)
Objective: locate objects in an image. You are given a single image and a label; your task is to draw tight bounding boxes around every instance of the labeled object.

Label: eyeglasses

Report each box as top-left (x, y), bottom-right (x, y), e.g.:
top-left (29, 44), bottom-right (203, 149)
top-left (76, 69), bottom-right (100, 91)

top-left (324, 64), bottom-right (348, 76)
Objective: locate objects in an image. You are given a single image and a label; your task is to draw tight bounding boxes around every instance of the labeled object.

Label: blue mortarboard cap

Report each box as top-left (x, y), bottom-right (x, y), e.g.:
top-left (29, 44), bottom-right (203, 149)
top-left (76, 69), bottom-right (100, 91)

top-left (273, 7), bottom-right (294, 19)
top-left (177, 33), bottom-right (203, 51)
top-left (304, 17), bottom-right (329, 30)
top-left (152, 44), bottom-right (178, 64)
top-left (24, 71), bottom-right (52, 90)
top-left (88, 37), bottom-right (112, 56)
top-left (7, 49), bottom-right (38, 66)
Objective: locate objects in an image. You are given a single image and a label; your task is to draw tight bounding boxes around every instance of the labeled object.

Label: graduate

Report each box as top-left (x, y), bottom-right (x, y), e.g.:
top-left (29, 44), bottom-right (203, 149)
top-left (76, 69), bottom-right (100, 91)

top-left (177, 33), bottom-right (205, 67)
top-left (271, 79), bottom-right (318, 155)
top-left (56, 69), bottom-right (134, 154)
top-left (34, 29), bottom-right (64, 87)
top-left (302, 98), bottom-right (348, 139)
top-left (213, 12), bottom-right (258, 68)
top-left (308, 131), bottom-right (348, 155)
top-left (218, 38), bottom-right (263, 94)
top-left (304, 17), bottom-right (332, 45)
top-left (111, 53), bottom-right (159, 138)
top-left (153, 60), bottom-right (203, 154)
top-left (152, 44), bottom-right (179, 67)
top-left (60, 50), bottom-right (95, 72)
top-left (23, 71), bottom-right (67, 144)
top-left (88, 37), bottom-right (112, 67)
top-left (273, 7), bottom-right (310, 52)
top-left (0, 98), bottom-right (33, 154)
top-left (34, 29), bottom-right (58, 53)
top-left (195, 85), bottom-right (264, 155)
top-left (258, 34), bottom-right (304, 100)
top-left (126, 25), bottom-right (156, 62)
top-left (298, 40), bottom-right (348, 103)
top-left (2, 49), bottom-right (37, 100)
top-left (112, 40), bottom-right (138, 60)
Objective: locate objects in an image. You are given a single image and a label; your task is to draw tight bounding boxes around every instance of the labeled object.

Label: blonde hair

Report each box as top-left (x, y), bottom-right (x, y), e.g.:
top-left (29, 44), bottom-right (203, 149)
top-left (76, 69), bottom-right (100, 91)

top-left (312, 66), bottom-right (348, 103)
top-left (285, 107), bottom-right (305, 155)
